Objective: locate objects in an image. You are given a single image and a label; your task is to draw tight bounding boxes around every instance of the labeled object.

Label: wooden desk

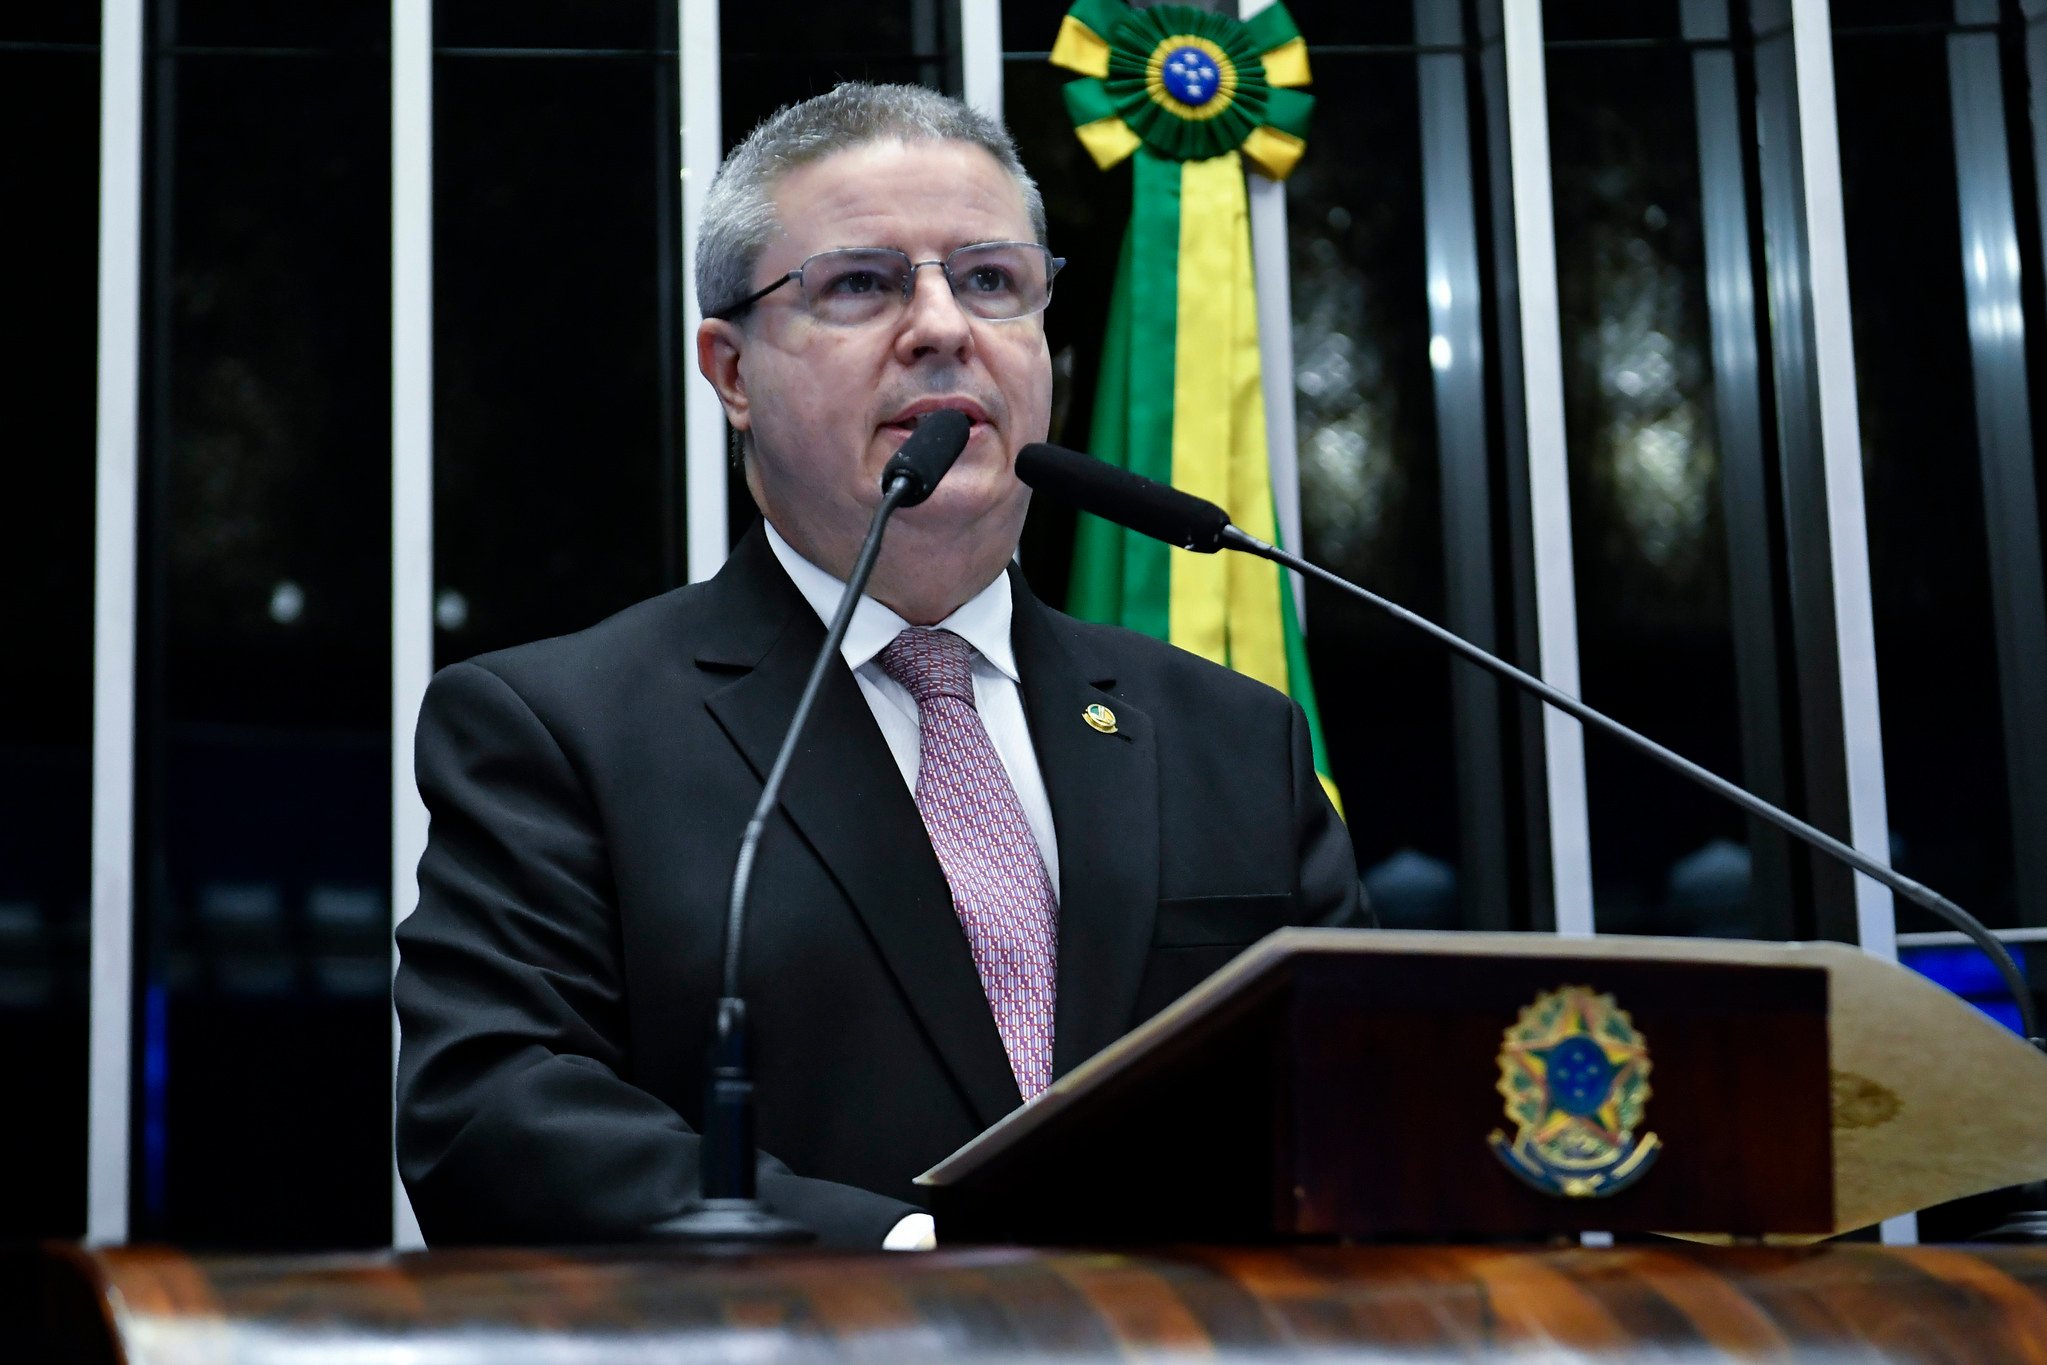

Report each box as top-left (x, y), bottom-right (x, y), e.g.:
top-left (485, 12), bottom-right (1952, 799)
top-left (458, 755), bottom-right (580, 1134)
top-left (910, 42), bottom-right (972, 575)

top-left (21, 1241), bottom-right (2047, 1363)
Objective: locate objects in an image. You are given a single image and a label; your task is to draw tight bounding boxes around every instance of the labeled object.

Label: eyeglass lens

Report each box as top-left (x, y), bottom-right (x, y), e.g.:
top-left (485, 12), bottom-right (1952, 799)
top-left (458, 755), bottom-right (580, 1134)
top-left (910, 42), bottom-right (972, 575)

top-left (799, 244), bottom-right (1053, 324)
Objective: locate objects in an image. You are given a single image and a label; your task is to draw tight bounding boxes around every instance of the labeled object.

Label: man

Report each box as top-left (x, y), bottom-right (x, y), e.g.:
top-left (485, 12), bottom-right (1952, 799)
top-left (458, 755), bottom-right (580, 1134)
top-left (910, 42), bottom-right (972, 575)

top-left (395, 83), bottom-right (1362, 1250)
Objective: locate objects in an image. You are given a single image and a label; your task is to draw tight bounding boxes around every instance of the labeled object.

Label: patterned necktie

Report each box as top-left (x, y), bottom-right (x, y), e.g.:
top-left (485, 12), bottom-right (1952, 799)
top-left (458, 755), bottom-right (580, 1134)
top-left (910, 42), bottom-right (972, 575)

top-left (877, 627), bottom-right (1058, 1099)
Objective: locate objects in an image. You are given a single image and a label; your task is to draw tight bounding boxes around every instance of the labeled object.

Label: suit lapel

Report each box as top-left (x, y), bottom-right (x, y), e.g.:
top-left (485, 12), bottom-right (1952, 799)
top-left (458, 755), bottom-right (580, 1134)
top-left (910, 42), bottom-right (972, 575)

top-left (699, 529), bottom-right (1023, 1128)
top-left (1009, 573), bottom-right (1161, 1077)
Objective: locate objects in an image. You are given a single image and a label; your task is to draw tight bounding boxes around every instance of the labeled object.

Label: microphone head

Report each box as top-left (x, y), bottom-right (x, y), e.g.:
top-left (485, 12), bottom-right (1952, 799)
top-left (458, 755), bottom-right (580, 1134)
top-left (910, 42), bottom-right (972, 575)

top-left (880, 408), bottom-right (973, 507)
top-left (1015, 443), bottom-right (1232, 553)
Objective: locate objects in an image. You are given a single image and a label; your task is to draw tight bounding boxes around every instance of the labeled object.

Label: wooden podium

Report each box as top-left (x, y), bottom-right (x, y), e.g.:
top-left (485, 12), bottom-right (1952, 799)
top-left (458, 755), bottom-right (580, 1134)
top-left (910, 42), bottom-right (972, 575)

top-left (23, 929), bottom-right (2047, 1362)
top-left (920, 928), bottom-right (2047, 1244)
top-left (23, 1241), bottom-right (2047, 1363)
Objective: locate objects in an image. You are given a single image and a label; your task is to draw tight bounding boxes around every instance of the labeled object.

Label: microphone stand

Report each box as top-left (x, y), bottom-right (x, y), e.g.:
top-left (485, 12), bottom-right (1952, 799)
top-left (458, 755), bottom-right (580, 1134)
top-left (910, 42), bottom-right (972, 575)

top-left (1217, 525), bottom-right (2045, 1052)
top-left (652, 479), bottom-right (918, 1246)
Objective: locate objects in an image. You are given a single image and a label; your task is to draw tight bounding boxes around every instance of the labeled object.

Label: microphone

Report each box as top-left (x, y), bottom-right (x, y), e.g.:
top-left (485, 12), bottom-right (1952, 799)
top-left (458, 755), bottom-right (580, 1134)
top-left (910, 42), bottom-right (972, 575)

top-left (1017, 441), bottom-right (1230, 550)
top-left (1015, 441), bottom-right (2044, 1049)
top-left (883, 408), bottom-right (973, 506)
top-left (655, 412), bottom-right (972, 1245)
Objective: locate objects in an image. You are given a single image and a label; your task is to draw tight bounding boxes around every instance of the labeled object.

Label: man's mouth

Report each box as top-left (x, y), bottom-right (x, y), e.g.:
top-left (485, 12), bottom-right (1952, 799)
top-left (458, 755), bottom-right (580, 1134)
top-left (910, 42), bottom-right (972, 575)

top-left (883, 398), bottom-right (993, 440)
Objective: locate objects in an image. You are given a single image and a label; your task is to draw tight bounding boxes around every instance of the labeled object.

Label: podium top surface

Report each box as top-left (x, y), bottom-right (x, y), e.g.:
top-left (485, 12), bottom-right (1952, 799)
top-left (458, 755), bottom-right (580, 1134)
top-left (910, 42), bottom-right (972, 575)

top-left (31, 1241), bottom-right (2047, 1364)
top-left (920, 928), bottom-right (2047, 1235)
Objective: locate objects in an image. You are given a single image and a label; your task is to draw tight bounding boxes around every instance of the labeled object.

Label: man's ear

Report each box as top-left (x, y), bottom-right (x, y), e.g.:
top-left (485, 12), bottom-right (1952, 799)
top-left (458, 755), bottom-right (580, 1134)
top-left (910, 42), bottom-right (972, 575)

top-left (696, 319), bottom-right (750, 433)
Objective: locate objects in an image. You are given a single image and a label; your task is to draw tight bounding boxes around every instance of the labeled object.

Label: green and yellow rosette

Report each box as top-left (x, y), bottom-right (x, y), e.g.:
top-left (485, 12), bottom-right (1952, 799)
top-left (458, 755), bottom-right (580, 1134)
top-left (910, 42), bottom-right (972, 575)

top-left (1052, 0), bottom-right (1339, 814)
top-left (1051, 0), bottom-right (1313, 179)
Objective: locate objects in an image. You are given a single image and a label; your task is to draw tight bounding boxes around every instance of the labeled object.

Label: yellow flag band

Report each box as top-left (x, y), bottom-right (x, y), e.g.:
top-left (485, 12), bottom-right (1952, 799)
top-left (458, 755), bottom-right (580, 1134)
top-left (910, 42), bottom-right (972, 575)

top-left (1073, 116), bottom-right (1143, 171)
top-left (1319, 772), bottom-right (1343, 816)
top-left (1049, 14), bottom-right (1112, 77)
top-left (1166, 153), bottom-right (1289, 695)
top-left (1241, 126), bottom-right (1307, 181)
top-left (1260, 36), bottom-right (1311, 88)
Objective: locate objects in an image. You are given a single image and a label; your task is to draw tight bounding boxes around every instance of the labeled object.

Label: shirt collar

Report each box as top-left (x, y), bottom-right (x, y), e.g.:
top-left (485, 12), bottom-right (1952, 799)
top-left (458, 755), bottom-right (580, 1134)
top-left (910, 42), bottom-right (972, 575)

top-left (763, 520), bottom-right (1019, 682)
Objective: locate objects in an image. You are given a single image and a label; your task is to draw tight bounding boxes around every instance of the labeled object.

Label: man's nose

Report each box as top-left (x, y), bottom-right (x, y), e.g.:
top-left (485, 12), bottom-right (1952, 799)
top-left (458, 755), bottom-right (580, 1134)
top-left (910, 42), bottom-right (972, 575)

top-left (897, 262), bottom-right (974, 358)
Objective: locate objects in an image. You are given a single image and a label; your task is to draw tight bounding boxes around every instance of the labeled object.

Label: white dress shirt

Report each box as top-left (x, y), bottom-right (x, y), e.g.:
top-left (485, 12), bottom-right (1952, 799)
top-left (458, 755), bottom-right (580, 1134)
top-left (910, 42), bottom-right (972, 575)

top-left (764, 522), bottom-right (1061, 898)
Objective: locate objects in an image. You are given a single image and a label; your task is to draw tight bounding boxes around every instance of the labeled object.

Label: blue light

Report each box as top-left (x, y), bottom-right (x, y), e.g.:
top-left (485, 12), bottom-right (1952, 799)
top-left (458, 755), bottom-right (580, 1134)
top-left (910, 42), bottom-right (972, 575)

top-left (144, 981), bottom-right (170, 1218)
top-left (1972, 999), bottom-right (2027, 1035)
top-left (1899, 942), bottom-right (2029, 1038)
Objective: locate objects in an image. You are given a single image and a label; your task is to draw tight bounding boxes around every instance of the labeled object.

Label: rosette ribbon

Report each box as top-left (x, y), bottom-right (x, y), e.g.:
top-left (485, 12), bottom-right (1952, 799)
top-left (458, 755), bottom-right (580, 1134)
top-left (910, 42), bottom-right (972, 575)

top-left (1051, 0), bottom-right (1312, 177)
top-left (1052, 0), bottom-right (1338, 811)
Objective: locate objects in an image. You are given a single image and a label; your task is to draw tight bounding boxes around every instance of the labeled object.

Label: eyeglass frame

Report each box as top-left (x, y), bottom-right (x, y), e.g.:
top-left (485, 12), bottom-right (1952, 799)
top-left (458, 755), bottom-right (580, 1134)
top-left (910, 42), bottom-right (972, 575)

top-left (706, 241), bottom-right (1067, 324)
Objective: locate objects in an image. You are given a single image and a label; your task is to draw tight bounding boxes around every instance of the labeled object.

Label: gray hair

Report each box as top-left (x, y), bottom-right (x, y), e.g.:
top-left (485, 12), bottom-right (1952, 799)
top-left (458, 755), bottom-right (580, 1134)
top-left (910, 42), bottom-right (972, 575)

top-left (695, 82), bottom-right (1047, 320)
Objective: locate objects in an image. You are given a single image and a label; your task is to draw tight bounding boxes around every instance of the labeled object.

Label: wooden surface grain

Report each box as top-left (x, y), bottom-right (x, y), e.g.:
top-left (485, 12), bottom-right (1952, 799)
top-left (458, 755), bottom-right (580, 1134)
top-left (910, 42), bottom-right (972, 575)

top-left (29, 1241), bottom-right (2047, 1363)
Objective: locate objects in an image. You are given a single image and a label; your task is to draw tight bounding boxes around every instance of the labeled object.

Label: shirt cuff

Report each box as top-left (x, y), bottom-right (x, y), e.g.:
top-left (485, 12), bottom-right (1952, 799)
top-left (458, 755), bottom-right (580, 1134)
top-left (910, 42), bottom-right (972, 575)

top-left (882, 1212), bottom-right (937, 1251)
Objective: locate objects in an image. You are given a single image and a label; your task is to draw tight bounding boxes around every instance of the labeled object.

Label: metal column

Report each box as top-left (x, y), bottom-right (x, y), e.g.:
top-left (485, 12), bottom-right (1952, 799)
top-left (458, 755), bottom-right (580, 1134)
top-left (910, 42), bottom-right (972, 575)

top-left (1418, 0), bottom-right (1512, 929)
top-left (1500, 0), bottom-right (1595, 937)
top-left (961, 0), bottom-right (1004, 118)
top-left (1949, 0), bottom-right (2047, 927)
top-left (88, 0), bottom-right (146, 1249)
top-left (681, 0), bottom-right (726, 581)
top-left (1684, 0), bottom-right (1798, 937)
top-left (389, 0), bottom-right (433, 1252)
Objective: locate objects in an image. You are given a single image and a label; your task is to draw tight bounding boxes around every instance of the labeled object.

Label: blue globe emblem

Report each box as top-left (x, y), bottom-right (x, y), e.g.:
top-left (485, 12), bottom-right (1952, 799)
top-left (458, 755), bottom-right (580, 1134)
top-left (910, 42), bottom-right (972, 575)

top-left (1540, 1035), bottom-right (1618, 1117)
top-left (1161, 45), bottom-right (1222, 107)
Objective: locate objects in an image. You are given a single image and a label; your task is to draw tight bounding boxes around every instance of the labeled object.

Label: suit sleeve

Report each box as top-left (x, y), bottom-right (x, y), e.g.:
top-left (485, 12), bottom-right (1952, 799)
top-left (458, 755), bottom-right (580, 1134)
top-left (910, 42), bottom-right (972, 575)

top-left (1287, 698), bottom-right (1368, 928)
top-left (394, 660), bottom-right (917, 1248)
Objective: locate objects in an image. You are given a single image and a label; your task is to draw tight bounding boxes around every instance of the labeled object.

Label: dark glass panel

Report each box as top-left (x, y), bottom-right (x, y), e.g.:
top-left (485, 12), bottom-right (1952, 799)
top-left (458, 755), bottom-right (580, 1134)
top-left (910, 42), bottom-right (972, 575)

top-left (1285, 0), bottom-right (1415, 47)
top-left (435, 55), bottom-right (680, 662)
top-left (1009, 56), bottom-right (1132, 603)
top-left (142, 51), bottom-right (391, 1247)
top-left (1834, 32), bottom-right (2015, 928)
top-left (721, 0), bottom-right (943, 140)
top-left (724, 0), bottom-right (926, 60)
top-left (0, 10), bottom-right (99, 43)
top-left (0, 48), bottom-right (98, 1240)
top-left (170, 0), bottom-right (385, 49)
top-left (1003, 0), bottom-right (1412, 57)
top-left (722, 55), bottom-right (944, 150)
top-left (1547, 43), bottom-right (1757, 936)
top-left (1284, 53), bottom-right (1457, 925)
top-left (1830, 1), bottom-right (1968, 31)
top-left (1541, 0), bottom-right (1683, 44)
top-left (436, 0), bottom-right (661, 50)
top-left (1003, 0), bottom-right (1069, 54)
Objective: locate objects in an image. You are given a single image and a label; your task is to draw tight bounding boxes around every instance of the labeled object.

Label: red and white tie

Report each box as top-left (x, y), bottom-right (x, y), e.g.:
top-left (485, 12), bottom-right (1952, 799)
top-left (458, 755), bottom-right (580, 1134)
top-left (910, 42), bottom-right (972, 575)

top-left (877, 628), bottom-right (1059, 1099)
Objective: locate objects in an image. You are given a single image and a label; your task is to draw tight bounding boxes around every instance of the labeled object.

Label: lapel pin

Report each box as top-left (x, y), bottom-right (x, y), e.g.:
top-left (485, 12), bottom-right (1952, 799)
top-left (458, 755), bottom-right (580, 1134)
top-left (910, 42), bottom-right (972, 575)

top-left (1083, 703), bottom-right (1118, 734)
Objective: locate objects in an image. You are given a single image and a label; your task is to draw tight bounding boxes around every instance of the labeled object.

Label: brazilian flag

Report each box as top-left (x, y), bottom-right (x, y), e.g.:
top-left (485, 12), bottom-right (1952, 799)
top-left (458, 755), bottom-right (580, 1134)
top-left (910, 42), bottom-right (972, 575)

top-left (1051, 0), bottom-right (1339, 811)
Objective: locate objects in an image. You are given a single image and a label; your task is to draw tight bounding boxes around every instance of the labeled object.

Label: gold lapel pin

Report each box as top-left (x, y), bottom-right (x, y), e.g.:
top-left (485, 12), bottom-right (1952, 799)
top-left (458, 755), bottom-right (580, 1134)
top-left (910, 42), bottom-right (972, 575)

top-left (1083, 703), bottom-right (1118, 734)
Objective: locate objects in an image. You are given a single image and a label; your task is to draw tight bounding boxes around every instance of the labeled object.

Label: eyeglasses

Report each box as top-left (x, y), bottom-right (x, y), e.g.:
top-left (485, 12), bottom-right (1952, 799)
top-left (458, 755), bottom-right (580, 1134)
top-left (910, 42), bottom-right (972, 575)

top-left (708, 242), bottom-right (1065, 325)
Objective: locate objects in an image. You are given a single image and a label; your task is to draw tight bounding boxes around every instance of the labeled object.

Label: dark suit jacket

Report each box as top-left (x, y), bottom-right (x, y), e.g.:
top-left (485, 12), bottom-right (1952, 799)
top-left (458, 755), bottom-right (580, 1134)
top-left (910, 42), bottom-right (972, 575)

top-left (395, 523), bottom-right (1363, 1247)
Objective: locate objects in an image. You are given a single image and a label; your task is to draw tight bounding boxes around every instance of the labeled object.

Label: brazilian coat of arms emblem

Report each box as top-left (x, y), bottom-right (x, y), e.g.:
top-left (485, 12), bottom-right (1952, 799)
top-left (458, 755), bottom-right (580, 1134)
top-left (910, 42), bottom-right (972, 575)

top-left (1488, 985), bottom-right (1662, 1198)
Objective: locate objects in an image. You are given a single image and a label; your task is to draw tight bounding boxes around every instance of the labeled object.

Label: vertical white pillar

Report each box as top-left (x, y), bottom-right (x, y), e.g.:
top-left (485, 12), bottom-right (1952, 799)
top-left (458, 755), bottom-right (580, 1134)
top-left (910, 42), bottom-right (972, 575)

top-left (1248, 175), bottom-right (1300, 570)
top-left (1500, 0), bottom-right (1594, 937)
top-left (681, 0), bottom-right (727, 582)
top-left (1785, 0), bottom-right (1910, 1245)
top-left (390, 0), bottom-right (433, 1251)
top-left (960, 0), bottom-right (1005, 124)
top-left (88, 0), bottom-right (146, 1248)
top-left (1238, 0), bottom-right (1300, 605)
top-left (1786, 0), bottom-right (1895, 965)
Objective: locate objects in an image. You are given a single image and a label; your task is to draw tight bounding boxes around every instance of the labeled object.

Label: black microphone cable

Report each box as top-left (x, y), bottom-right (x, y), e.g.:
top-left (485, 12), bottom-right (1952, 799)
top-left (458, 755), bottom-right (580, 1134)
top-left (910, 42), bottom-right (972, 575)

top-left (1015, 440), bottom-right (2043, 1050)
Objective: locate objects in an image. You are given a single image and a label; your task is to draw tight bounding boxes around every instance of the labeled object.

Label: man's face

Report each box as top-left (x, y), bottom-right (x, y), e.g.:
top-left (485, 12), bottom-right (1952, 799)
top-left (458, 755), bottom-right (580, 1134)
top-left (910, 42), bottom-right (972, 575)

top-left (705, 139), bottom-right (1053, 571)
